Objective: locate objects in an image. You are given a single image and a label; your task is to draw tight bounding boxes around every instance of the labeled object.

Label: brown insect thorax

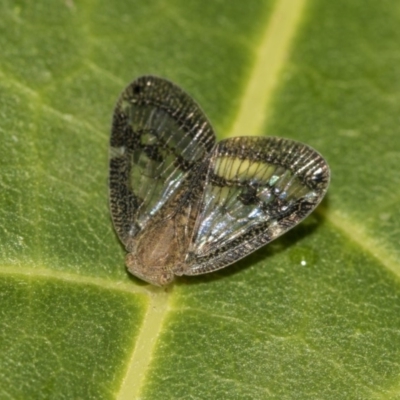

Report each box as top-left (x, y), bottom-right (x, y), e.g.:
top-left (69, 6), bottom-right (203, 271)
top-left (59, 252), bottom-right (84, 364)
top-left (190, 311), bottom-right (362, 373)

top-left (125, 213), bottom-right (190, 286)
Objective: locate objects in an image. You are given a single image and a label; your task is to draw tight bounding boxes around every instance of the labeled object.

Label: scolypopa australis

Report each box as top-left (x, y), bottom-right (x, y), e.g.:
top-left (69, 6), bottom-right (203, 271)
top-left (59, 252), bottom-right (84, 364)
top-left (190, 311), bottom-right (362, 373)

top-left (109, 76), bottom-right (330, 286)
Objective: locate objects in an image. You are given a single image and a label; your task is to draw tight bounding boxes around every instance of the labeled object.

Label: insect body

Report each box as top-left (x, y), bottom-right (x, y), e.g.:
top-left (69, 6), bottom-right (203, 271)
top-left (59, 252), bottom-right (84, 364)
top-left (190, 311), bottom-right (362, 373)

top-left (109, 76), bottom-right (330, 286)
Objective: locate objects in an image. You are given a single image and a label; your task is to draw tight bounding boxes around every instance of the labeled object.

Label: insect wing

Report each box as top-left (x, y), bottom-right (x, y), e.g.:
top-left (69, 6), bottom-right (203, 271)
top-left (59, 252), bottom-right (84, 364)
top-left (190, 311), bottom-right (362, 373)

top-left (185, 136), bottom-right (330, 275)
top-left (109, 76), bottom-right (216, 246)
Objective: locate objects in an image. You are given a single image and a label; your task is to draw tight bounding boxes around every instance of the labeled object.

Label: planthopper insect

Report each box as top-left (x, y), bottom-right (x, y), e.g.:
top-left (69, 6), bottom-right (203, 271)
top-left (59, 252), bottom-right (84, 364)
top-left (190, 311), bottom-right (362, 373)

top-left (109, 76), bottom-right (330, 286)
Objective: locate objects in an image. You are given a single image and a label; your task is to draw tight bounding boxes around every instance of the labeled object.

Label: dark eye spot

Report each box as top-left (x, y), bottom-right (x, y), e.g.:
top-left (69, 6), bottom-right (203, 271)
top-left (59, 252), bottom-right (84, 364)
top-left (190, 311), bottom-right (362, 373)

top-left (133, 84), bottom-right (142, 95)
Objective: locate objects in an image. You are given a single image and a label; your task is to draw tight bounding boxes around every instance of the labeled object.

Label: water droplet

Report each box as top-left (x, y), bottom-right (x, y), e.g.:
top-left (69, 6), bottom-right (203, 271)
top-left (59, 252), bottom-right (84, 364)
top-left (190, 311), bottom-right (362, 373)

top-left (289, 246), bottom-right (317, 267)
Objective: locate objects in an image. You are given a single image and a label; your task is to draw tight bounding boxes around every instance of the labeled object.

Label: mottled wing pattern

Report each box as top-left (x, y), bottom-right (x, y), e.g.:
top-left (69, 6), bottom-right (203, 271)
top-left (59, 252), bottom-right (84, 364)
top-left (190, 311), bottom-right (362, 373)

top-left (109, 76), bottom-right (216, 246)
top-left (184, 137), bottom-right (330, 275)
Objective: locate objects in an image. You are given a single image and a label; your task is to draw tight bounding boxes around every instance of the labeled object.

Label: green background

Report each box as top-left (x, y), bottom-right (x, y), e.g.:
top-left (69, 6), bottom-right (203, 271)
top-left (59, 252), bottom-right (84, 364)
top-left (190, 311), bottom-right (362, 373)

top-left (1, 0), bottom-right (400, 398)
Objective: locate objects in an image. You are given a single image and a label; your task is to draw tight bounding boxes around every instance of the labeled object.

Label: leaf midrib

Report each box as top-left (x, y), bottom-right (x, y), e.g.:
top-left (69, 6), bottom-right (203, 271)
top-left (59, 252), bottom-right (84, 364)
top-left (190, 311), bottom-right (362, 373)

top-left (117, 0), bottom-right (309, 398)
top-left (228, 0), bottom-right (307, 139)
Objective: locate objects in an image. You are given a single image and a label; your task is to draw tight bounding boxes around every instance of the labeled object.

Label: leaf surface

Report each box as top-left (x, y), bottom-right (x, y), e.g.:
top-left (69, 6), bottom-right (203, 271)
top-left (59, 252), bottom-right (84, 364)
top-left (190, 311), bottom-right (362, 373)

top-left (1, 0), bottom-right (400, 399)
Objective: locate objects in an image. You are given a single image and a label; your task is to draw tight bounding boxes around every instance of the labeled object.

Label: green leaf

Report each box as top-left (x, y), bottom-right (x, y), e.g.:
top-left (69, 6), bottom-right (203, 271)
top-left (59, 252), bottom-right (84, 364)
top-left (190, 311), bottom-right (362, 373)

top-left (1, 0), bottom-right (400, 398)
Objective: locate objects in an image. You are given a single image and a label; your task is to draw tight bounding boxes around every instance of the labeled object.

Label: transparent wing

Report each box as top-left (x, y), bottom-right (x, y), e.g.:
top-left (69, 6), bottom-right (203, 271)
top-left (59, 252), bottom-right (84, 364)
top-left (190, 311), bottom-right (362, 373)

top-left (109, 76), bottom-right (216, 246)
top-left (184, 136), bottom-right (330, 275)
